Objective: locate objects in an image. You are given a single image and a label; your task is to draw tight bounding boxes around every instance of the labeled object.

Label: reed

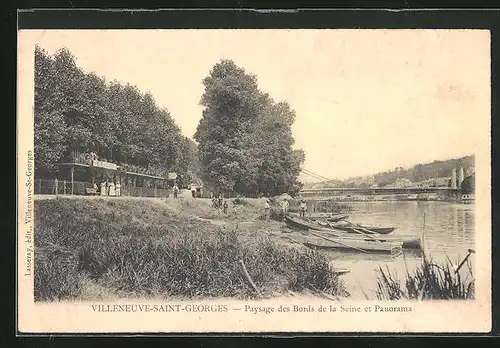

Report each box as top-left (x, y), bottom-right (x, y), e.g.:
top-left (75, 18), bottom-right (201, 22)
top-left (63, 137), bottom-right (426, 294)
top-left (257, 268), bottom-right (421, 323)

top-left (376, 253), bottom-right (475, 300)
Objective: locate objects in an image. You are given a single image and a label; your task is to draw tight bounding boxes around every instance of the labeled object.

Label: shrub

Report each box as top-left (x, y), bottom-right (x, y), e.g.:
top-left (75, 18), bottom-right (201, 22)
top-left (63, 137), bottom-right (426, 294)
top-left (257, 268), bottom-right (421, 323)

top-left (233, 196), bottom-right (248, 206)
top-left (269, 207), bottom-right (285, 221)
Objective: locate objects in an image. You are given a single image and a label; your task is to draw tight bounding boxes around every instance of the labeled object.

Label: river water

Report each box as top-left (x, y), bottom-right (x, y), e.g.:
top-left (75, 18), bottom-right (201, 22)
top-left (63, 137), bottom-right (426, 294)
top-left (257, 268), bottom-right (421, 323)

top-left (324, 201), bottom-right (475, 299)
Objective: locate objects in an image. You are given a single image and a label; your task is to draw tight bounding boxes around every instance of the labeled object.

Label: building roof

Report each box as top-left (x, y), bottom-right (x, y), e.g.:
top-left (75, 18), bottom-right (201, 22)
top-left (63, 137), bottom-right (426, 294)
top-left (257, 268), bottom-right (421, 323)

top-left (58, 163), bottom-right (167, 181)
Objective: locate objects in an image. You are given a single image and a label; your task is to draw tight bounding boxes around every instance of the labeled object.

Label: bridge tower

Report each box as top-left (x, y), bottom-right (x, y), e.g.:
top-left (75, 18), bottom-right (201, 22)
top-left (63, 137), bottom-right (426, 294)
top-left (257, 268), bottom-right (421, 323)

top-left (458, 167), bottom-right (465, 188)
top-left (451, 168), bottom-right (457, 189)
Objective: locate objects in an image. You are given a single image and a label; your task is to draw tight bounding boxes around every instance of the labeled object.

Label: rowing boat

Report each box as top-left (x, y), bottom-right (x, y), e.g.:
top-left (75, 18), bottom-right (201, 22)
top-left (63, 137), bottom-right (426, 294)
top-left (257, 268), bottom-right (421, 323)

top-left (286, 214), bottom-right (394, 235)
top-left (325, 220), bottom-right (395, 235)
top-left (302, 213), bottom-right (349, 222)
top-left (284, 214), bottom-right (420, 249)
top-left (300, 230), bottom-right (403, 254)
top-left (317, 228), bottom-right (421, 250)
top-left (285, 214), bottom-right (328, 231)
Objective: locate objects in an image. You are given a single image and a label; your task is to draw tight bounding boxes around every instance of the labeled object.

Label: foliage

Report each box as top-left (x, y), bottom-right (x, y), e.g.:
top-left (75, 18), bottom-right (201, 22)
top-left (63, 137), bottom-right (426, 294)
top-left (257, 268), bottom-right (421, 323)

top-left (376, 255), bottom-right (475, 300)
top-left (233, 196), bottom-right (248, 205)
top-left (372, 156), bottom-right (474, 187)
top-left (460, 175), bottom-right (475, 194)
top-left (194, 60), bottom-right (305, 197)
top-left (34, 46), bottom-right (197, 179)
top-left (268, 206), bottom-right (285, 221)
top-left (316, 201), bottom-right (353, 214)
top-left (315, 155), bottom-right (475, 189)
top-left (34, 198), bottom-right (347, 301)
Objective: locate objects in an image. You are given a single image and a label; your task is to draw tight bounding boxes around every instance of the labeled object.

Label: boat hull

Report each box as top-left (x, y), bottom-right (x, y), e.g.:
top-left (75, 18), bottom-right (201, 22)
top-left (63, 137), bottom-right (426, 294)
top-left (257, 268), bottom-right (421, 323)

top-left (298, 230), bottom-right (403, 254)
top-left (285, 215), bottom-right (328, 231)
top-left (319, 230), bottom-right (422, 250)
top-left (332, 225), bottom-right (395, 235)
top-left (284, 215), bottom-right (420, 249)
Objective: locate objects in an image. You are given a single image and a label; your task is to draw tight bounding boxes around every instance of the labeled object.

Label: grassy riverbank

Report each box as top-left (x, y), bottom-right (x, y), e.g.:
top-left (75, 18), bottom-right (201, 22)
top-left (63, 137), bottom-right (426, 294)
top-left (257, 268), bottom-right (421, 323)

top-left (34, 196), bottom-right (348, 301)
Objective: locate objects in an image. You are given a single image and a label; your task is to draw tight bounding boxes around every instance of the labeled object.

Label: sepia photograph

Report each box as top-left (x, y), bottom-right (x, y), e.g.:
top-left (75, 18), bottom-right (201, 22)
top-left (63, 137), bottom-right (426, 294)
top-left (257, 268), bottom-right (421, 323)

top-left (17, 28), bottom-right (491, 333)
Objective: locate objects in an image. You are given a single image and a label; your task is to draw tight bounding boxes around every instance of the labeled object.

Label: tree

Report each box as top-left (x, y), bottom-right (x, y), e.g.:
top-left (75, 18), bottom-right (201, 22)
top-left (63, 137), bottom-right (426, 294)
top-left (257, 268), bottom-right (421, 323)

top-left (461, 175), bottom-right (475, 194)
top-left (195, 59), bottom-right (305, 196)
top-left (195, 60), bottom-right (262, 193)
top-left (34, 46), bottom-right (69, 176)
top-left (34, 46), bottom-right (197, 180)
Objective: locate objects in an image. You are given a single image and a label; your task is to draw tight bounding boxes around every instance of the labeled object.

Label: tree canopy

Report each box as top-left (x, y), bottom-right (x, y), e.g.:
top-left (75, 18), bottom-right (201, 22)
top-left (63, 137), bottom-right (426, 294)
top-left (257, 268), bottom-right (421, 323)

top-left (460, 175), bottom-right (475, 194)
top-left (34, 46), bottom-right (197, 183)
top-left (194, 60), bottom-right (304, 197)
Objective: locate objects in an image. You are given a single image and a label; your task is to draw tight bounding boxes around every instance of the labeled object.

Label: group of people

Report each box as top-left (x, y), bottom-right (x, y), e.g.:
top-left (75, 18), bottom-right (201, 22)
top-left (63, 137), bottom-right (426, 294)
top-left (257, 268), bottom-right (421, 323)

top-left (171, 183), bottom-right (198, 199)
top-left (98, 181), bottom-right (121, 196)
top-left (263, 197), bottom-right (308, 220)
top-left (212, 195), bottom-right (229, 214)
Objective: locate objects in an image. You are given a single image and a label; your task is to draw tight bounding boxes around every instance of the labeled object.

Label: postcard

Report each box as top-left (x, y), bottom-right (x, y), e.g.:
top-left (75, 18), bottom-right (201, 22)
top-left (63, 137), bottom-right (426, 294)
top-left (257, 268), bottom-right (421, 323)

top-left (17, 28), bottom-right (491, 333)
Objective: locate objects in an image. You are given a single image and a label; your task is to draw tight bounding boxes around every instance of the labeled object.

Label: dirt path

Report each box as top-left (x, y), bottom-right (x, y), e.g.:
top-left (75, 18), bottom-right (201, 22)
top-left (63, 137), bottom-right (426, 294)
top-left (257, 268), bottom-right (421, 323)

top-left (194, 216), bottom-right (227, 226)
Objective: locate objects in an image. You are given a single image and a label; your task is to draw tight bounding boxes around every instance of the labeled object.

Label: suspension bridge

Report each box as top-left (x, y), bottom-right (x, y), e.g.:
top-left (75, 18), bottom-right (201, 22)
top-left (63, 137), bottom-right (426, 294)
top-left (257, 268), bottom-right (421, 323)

top-left (298, 168), bottom-right (459, 199)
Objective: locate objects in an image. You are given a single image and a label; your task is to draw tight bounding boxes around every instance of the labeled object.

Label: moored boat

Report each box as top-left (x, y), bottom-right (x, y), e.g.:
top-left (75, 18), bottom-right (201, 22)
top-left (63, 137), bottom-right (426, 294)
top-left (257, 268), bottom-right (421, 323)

top-left (317, 228), bottom-right (422, 250)
top-left (300, 230), bottom-right (403, 254)
top-left (284, 214), bottom-right (421, 250)
top-left (327, 220), bottom-right (395, 235)
top-left (326, 215), bottom-right (349, 222)
top-left (305, 213), bottom-right (349, 222)
top-left (285, 214), bottom-right (328, 231)
top-left (333, 224), bottom-right (395, 235)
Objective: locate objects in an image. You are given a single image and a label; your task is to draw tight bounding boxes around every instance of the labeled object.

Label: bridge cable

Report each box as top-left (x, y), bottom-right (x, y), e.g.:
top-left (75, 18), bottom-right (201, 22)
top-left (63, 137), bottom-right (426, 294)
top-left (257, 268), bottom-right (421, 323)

top-left (301, 171), bottom-right (327, 181)
top-left (302, 168), bottom-right (333, 182)
top-left (302, 169), bottom-right (332, 181)
top-left (301, 169), bottom-right (330, 181)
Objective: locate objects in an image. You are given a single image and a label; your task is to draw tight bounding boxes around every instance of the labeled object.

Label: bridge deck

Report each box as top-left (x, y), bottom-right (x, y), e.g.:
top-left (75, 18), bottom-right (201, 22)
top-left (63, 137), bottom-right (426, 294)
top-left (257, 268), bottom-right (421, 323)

top-left (300, 187), bottom-right (459, 196)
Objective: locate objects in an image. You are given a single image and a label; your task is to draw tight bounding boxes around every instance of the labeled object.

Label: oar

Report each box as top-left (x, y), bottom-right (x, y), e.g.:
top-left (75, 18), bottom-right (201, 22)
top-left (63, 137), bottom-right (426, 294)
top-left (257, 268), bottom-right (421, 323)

top-left (325, 221), bottom-right (376, 240)
top-left (343, 220), bottom-right (378, 235)
top-left (327, 220), bottom-right (378, 239)
top-left (308, 229), bottom-right (369, 254)
top-left (350, 227), bottom-right (378, 240)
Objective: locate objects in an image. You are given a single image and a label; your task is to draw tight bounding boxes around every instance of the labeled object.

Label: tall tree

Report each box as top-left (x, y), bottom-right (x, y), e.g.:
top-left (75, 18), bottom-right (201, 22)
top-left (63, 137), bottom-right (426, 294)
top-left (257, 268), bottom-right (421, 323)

top-left (34, 46), bottom-right (69, 176)
top-left (195, 59), bottom-right (305, 196)
top-left (195, 60), bottom-right (262, 192)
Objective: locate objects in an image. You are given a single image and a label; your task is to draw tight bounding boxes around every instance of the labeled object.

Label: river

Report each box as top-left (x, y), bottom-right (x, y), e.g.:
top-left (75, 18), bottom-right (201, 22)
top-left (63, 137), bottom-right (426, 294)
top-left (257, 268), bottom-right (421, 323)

top-left (324, 201), bottom-right (475, 299)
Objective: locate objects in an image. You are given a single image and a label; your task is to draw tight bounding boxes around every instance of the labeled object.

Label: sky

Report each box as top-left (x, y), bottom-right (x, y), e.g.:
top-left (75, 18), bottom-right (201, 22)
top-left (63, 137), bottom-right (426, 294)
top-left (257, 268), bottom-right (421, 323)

top-left (29, 29), bottom-right (490, 182)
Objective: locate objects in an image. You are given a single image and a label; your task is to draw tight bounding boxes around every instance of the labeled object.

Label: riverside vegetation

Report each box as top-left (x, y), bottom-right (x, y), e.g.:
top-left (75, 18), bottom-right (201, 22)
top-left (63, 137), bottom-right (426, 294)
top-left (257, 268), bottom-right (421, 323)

top-left (34, 197), bottom-right (349, 301)
top-left (376, 255), bottom-right (475, 300)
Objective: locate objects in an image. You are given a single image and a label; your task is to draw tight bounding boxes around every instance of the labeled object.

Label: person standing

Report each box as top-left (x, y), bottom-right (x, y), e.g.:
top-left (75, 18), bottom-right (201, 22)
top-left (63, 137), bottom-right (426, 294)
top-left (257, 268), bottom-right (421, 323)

top-left (223, 199), bottom-right (228, 215)
top-left (173, 183), bottom-right (179, 198)
top-left (299, 199), bottom-right (307, 218)
top-left (115, 181), bottom-right (121, 196)
top-left (109, 182), bottom-right (116, 196)
top-left (264, 199), bottom-right (271, 221)
top-left (280, 198), bottom-right (289, 217)
top-left (100, 181), bottom-right (106, 196)
top-left (191, 184), bottom-right (196, 198)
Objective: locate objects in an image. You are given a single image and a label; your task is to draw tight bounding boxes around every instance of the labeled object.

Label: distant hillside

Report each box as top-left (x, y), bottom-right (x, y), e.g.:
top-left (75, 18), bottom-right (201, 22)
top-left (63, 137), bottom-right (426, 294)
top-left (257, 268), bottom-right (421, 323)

top-left (308, 155), bottom-right (475, 189)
